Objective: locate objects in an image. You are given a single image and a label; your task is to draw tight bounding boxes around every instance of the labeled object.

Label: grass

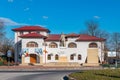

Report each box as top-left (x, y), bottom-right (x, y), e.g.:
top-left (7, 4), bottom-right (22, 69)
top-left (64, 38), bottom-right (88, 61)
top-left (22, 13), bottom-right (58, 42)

top-left (69, 69), bottom-right (120, 80)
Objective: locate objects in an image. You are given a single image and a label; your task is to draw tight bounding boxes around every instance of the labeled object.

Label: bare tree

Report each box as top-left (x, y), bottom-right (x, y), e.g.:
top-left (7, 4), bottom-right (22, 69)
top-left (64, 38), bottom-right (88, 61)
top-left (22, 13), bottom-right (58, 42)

top-left (1, 38), bottom-right (14, 54)
top-left (81, 20), bottom-right (109, 40)
top-left (85, 20), bottom-right (99, 36)
top-left (0, 20), bottom-right (5, 39)
top-left (110, 33), bottom-right (120, 58)
top-left (0, 20), bottom-right (5, 53)
top-left (81, 20), bottom-right (110, 62)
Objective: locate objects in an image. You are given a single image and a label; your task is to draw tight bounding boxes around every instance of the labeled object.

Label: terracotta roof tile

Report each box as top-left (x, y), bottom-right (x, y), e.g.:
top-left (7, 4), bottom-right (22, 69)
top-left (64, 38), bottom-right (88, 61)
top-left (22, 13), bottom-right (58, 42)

top-left (19, 33), bottom-right (47, 38)
top-left (45, 34), bottom-right (61, 41)
top-left (12, 26), bottom-right (50, 32)
top-left (76, 34), bottom-right (105, 41)
top-left (66, 33), bottom-right (80, 37)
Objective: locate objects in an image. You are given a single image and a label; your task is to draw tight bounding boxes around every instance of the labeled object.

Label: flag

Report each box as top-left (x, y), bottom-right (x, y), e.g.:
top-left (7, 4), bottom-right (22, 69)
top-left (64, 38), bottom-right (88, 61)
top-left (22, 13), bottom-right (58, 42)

top-left (23, 48), bottom-right (29, 57)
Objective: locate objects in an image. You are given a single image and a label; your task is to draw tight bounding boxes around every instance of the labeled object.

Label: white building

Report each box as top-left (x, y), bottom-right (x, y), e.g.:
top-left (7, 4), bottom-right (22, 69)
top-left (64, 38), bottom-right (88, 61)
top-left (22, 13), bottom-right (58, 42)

top-left (12, 26), bottom-right (105, 66)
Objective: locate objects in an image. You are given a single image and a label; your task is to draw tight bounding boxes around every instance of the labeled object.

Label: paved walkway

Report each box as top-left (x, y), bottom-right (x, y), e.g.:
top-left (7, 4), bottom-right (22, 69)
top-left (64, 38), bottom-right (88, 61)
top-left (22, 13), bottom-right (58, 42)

top-left (0, 65), bottom-right (103, 72)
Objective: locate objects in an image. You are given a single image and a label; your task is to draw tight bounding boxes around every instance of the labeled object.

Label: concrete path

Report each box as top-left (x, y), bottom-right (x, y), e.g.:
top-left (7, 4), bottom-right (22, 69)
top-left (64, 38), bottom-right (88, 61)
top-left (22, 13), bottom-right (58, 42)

top-left (0, 66), bottom-right (103, 72)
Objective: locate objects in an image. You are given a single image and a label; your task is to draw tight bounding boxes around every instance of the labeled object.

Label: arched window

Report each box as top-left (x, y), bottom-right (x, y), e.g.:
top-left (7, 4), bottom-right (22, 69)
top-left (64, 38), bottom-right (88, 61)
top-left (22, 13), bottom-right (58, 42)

top-left (55, 54), bottom-right (59, 60)
top-left (26, 41), bottom-right (38, 47)
top-left (49, 42), bottom-right (58, 48)
top-left (78, 54), bottom-right (82, 60)
top-left (68, 42), bottom-right (77, 48)
top-left (47, 54), bottom-right (51, 60)
top-left (89, 43), bottom-right (98, 48)
top-left (70, 54), bottom-right (74, 60)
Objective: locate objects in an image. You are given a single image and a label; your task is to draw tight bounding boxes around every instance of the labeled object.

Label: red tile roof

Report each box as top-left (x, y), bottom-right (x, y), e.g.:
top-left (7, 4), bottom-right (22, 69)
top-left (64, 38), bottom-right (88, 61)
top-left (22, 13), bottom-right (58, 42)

top-left (12, 26), bottom-right (50, 32)
top-left (45, 34), bottom-right (105, 41)
top-left (45, 34), bottom-right (61, 41)
top-left (19, 33), bottom-right (47, 38)
top-left (76, 34), bottom-right (105, 41)
top-left (66, 33), bottom-right (80, 37)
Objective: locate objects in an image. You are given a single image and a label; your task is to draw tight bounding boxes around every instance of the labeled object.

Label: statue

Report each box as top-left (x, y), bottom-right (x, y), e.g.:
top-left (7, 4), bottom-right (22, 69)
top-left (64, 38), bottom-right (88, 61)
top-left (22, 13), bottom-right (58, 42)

top-left (60, 33), bottom-right (66, 47)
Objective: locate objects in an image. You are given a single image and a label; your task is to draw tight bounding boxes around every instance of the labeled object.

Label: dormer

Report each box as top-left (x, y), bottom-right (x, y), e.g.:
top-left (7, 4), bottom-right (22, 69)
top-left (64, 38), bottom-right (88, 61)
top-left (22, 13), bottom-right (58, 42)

top-left (66, 33), bottom-right (80, 41)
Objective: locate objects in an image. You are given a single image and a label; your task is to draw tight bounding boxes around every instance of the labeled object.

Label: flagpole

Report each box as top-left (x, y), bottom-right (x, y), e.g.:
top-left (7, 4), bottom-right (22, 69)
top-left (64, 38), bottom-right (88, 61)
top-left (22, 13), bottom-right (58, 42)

top-left (44, 42), bottom-right (47, 64)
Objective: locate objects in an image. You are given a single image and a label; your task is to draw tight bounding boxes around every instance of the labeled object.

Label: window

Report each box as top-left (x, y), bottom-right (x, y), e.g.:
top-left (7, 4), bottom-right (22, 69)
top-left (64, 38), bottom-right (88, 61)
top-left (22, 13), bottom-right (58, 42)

top-left (48, 54), bottom-right (51, 60)
top-left (36, 31), bottom-right (40, 34)
top-left (49, 42), bottom-right (58, 48)
top-left (28, 31), bottom-right (31, 33)
top-left (70, 54), bottom-right (74, 60)
top-left (89, 43), bottom-right (97, 48)
top-left (26, 42), bottom-right (38, 47)
top-left (20, 31), bottom-right (23, 35)
top-left (78, 54), bottom-right (81, 60)
top-left (68, 42), bottom-right (77, 48)
top-left (55, 54), bottom-right (59, 60)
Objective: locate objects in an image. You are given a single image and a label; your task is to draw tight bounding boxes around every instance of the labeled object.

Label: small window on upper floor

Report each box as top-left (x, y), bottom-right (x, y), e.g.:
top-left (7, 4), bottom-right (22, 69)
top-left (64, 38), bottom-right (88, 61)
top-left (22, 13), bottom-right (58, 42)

top-left (49, 42), bottom-right (58, 48)
top-left (28, 31), bottom-right (31, 34)
top-left (20, 31), bottom-right (23, 35)
top-left (89, 43), bottom-right (98, 48)
top-left (36, 31), bottom-right (40, 34)
top-left (68, 42), bottom-right (77, 48)
top-left (26, 41), bottom-right (38, 47)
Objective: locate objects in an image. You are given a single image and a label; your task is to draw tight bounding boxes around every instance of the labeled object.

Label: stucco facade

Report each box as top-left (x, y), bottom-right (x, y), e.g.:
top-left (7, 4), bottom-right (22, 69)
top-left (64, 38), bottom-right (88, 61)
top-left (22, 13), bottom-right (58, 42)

top-left (12, 26), bottom-right (105, 66)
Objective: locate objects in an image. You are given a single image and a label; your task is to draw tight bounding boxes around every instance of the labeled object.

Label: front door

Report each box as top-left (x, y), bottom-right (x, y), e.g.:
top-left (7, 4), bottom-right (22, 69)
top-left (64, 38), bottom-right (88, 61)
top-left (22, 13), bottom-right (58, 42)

top-left (30, 54), bottom-right (36, 63)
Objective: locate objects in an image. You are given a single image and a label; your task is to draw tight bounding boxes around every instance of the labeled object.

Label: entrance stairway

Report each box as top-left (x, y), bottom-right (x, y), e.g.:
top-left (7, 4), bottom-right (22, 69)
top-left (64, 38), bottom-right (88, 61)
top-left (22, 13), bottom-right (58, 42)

top-left (84, 49), bottom-right (100, 66)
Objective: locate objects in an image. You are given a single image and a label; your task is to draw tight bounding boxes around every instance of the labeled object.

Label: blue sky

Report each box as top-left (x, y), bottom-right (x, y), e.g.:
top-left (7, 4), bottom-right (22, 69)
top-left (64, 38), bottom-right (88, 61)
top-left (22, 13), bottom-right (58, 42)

top-left (0, 0), bottom-right (120, 38)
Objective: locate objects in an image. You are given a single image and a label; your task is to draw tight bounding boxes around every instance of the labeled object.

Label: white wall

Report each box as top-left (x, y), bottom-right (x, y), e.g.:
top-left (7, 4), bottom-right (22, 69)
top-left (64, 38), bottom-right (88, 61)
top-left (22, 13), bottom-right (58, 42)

top-left (45, 41), bottom-right (103, 64)
top-left (15, 32), bottom-right (104, 64)
top-left (22, 38), bottom-right (44, 49)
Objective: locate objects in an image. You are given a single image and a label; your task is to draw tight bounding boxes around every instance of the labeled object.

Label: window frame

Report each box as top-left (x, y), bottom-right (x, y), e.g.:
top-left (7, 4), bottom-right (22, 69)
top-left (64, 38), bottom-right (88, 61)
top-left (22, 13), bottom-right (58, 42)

top-left (89, 43), bottom-right (98, 48)
top-left (78, 54), bottom-right (82, 60)
top-left (70, 54), bottom-right (74, 60)
top-left (26, 41), bottom-right (38, 47)
top-left (68, 42), bottom-right (77, 48)
top-left (55, 54), bottom-right (59, 60)
top-left (48, 54), bottom-right (51, 60)
top-left (49, 42), bottom-right (58, 48)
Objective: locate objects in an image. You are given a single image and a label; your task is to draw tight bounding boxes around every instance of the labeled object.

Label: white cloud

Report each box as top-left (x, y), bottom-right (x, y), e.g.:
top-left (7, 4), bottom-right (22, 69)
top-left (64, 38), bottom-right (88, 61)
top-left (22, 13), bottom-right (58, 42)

top-left (42, 16), bottom-right (48, 19)
top-left (24, 8), bottom-right (30, 11)
top-left (0, 17), bottom-right (28, 26)
top-left (93, 16), bottom-right (101, 19)
top-left (8, 0), bottom-right (14, 3)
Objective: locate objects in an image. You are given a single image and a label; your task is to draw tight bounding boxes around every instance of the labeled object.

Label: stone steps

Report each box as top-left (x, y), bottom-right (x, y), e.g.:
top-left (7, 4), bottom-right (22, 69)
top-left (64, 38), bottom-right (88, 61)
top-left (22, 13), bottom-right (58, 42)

top-left (83, 63), bottom-right (100, 66)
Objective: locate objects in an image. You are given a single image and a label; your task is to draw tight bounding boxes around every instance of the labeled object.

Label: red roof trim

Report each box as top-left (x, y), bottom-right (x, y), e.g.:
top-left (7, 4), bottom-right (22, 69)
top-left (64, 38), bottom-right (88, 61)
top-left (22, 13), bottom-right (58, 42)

top-left (45, 34), bottom-right (61, 41)
top-left (76, 34), bottom-right (105, 41)
top-left (66, 33), bottom-right (80, 37)
top-left (12, 26), bottom-right (50, 32)
top-left (45, 34), bottom-right (105, 41)
top-left (19, 33), bottom-right (47, 38)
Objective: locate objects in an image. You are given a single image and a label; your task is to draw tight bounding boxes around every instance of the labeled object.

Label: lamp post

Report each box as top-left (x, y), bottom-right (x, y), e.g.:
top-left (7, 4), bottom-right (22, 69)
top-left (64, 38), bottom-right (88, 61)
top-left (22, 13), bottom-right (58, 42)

top-left (7, 50), bottom-right (12, 66)
top-left (43, 42), bottom-right (47, 64)
top-left (101, 41), bottom-right (103, 64)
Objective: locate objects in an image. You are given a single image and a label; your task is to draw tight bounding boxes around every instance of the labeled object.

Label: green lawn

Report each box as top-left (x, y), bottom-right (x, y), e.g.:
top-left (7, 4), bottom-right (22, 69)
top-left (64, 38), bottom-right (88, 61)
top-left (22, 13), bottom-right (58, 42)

top-left (69, 69), bottom-right (120, 80)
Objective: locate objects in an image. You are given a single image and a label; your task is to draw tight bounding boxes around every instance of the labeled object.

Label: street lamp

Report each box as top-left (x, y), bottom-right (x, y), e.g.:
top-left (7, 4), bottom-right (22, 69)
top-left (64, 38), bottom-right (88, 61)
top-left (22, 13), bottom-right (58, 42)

top-left (43, 42), bottom-right (47, 64)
